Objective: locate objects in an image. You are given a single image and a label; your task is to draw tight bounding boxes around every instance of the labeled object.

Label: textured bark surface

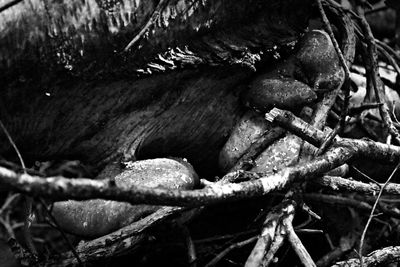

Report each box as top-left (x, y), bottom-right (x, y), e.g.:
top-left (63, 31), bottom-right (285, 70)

top-left (0, 0), bottom-right (313, 177)
top-left (0, 66), bottom-right (250, 176)
top-left (0, 0), bottom-right (312, 78)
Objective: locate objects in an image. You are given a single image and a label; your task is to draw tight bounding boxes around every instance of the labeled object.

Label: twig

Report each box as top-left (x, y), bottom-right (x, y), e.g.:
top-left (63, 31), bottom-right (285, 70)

top-left (247, 11), bottom-right (354, 259)
top-left (375, 39), bottom-right (400, 63)
top-left (313, 175), bottom-right (400, 195)
top-left (316, 0), bottom-right (351, 78)
top-left (245, 201), bottom-right (294, 266)
top-left (358, 161), bottom-right (400, 267)
top-left (230, 127), bottom-right (286, 172)
top-left (348, 103), bottom-right (383, 116)
top-left (284, 209), bottom-right (316, 267)
top-left (22, 200), bottom-right (37, 257)
top-left (205, 236), bottom-right (258, 267)
top-left (4, 111), bottom-right (400, 207)
top-left (0, 216), bottom-right (15, 239)
top-left (216, 171), bottom-right (262, 185)
top-left (262, 225), bottom-right (286, 266)
top-left (0, 120), bottom-right (37, 257)
top-left (296, 229), bottom-right (323, 234)
top-left (351, 165), bottom-right (379, 185)
top-left (179, 224), bottom-right (197, 267)
top-left (0, 193), bottom-right (19, 215)
top-left (316, 235), bottom-right (355, 267)
top-left (304, 193), bottom-right (372, 211)
top-left (376, 44), bottom-right (400, 83)
top-left (0, 138), bottom-right (398, 208)
top-left (333, 246), bottom-right (400, 266)
top-left (194, 229), bottom-right (259, 244)
top-left (315, 122), bottom-right (341, 156)
top-left (49, 206), bottom-right (184, 265)
top-left (0, 0), bottom-right (23, 13)
top-left (300, 203), bottom-right (321, 221)
top-left (0, 121), bottom-right (26, 170)
top-left (357, 8), bottom-right (400, 143)
top-left (365, 6), bottom-right (387, 15)
top-left (38, 199), bottom-right (83, 266)
top-left (123, 0), bottom-right (170, 52)
top-left (315, 0), bottom-right (351, 132)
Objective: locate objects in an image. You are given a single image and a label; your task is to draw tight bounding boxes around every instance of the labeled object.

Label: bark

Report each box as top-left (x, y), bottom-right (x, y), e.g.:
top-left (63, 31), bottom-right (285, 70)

top-left (1, 66), bottom-right (250, 176)
top-left (0, 0), bottom-right (313, 176)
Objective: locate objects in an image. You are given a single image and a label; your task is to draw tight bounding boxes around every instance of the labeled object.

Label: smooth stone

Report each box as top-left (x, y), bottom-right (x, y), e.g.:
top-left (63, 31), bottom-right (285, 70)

top-left (52, 158), bottom-right (199, 238)
top-left (244, 77), bottom-right (317, 112)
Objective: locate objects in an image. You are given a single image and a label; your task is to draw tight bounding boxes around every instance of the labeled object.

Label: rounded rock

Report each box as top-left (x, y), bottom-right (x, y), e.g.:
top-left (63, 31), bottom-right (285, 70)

top-left (294, 30), bottom-right (344, 90)
top-left (219, 110), bottom-right (271, 173)
top-left (52, 158), bottom-right (199, 238)
top-left (244, 77), bottom-right (317, 112)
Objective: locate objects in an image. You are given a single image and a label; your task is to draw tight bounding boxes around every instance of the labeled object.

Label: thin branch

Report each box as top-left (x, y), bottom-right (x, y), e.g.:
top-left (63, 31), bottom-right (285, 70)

top-left (229, 127), bottom-right (286, 172)
top-left (316, 0), bottom-right (350, 81)
top-left (0, 216), bottom-right (15, 239)
top-left (313, 175), bottom-right (400, 195)
top-left (3, 111), bottom-right (400, 207)
top-left (358, 162), bottom-right (400, 266)
top-left (333, 246), bottom-right (400, 267)
top-left (38, 199), bottom-right (83, 266)
top-left (179, 224), bottom-right (197, 267)
top-left (304, 193), bottom-right (372, 211)
top-left (350, 166), bottom-right (379, 185)
top-left (375, 39), bottom-right (400, 63)
top-left (300, 203), bottom-right (321, 221)
top-left (123, 0), bottom-right (170, 52)
top-left (245, 201), bottom-right (294, 266)
top-left (284, 210), bottom-right (316, 267)
top-left (357, 8), bottom-right (400, 143)
top-left (0, 0), bottom-right (23, 14)
top-left (315, 122), bottom-right (341, 156)
top-left (348, 103), bottom-right (383, 116)
top-left (262, 225), bottom-right (286, 266)
top-left (204, 236), bottom-right (258, 267)
top-left (0, 120), bottom-right (25, 170)
top-left (0, 120), bottom-right (37, 257)
top-left (316, 235), bottom-right (355, 267)
top-left (376, 44), bottom-right (400, 83)
top-left (49, 206), bottom-right (184, 265)
top-left (0, 193), bottom-right (19, 215)
top-left (365, 6), bottom-right (387, 15)
top-left (0, 137), bottom-right (398, 208)
top-left (194, 229), bottom-right (259, 244)
top-left (316, 0), bottom-right (351, 132)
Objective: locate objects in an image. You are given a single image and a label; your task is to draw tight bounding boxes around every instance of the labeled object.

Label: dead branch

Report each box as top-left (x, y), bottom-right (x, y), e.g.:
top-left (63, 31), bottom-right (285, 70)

top-left (332, 246), bottom-right (400, 267)
top-left (316, 0), bottom-right (351, 132)
top-left (358, 162), bottom-right (400, 266)
top-left (0, 120), bottom-right (37, 258)
top-left (0, 0), bottom-right (23, 13)
top-left (356, 8), bottom-right (400, 143)
top-left (284, 212), bottom-right (316, 267)
top-left (48, 206), bottom-right (184, 266)
top-left (245, 201), bottom-right (294, 266)
top-left (0, 137), bottom-right (399, 208)
top-left (304, 193), bottom-right (373, 211)
top-left (313, 175), bottom-right (400, 195)
top-left (2, 109), bottom-right (400, 208)
top-left (205, 236), bottom-right (258, 267)
top-left (230, 127), bottom-right (286, 172)
top-left (179, 224), bottom-right (197, 267)
top-left (123, 0), bottom-right (170, 52)
top-left (316, 235), bottom-right (355, 267)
